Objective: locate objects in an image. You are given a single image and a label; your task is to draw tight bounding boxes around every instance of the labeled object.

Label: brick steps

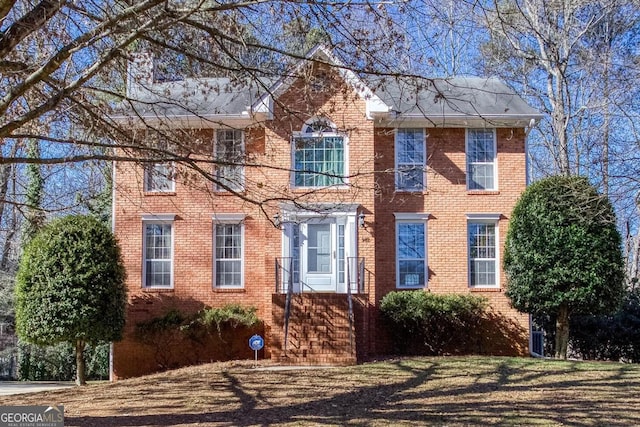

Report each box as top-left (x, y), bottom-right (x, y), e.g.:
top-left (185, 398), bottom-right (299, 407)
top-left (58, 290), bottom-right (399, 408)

top-left (271, 293), bottom-right (360, 365)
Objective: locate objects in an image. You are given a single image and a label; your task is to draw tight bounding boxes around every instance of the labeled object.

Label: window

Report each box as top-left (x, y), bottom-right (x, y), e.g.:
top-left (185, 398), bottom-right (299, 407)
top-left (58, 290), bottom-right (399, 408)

top-left (467, 129), bottom-right (496, 190)
top-left (213, 217), bottom-right (244, 288)
top-left (468, 216), bottom-right (499, 287)
top-left (395, 213), bottom-right (429, 288)
top-left (144, 163), bottom-right (175, 192)
top-left (143, 220), bottom-right (173, 288)
top-left (293, 119), bottom-right (345, 187)
top-left (396, 129), bottom-right (425, 191)
top-left (215, 129), bottom-right (244, 191)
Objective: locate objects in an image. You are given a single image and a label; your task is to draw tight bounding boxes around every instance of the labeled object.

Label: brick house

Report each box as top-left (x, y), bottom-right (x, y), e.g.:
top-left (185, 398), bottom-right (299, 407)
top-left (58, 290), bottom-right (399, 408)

top-left (112, 46), bottom-right (542, 378)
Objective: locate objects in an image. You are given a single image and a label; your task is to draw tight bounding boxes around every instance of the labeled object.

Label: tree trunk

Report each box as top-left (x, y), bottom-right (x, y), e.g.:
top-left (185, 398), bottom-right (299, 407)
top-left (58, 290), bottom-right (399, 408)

top-left (555, 304), bottom-right (570, 359)
top-left (75, 340), bottom-right (86, 386)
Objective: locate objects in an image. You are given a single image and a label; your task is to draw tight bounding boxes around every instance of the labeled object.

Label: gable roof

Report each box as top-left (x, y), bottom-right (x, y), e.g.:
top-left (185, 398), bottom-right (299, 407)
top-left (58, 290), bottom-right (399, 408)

top-left (116, 47), bottom-right (541, 128)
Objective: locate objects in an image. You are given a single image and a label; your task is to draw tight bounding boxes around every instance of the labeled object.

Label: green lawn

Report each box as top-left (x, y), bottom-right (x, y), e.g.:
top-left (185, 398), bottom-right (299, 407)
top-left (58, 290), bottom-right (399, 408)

top-left (3, 356), bottom-right (640, 426)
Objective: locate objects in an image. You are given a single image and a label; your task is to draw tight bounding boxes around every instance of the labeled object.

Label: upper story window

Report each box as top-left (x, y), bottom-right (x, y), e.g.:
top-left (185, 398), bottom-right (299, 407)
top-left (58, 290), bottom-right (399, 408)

top-left (466, 129), bottom-right (497, 191)
top-left (143, 217), bottom-right (174, 288)
top-left (395, 128), bottom-right (426, 191)
top-left (144, 163), bottom-right (175, 192)
top-left (215, 129), bottom-right (244, 191)
top-left (394, 213), bottom-right (429, 288)
top-left (293, 118), bottom-right (346, 188)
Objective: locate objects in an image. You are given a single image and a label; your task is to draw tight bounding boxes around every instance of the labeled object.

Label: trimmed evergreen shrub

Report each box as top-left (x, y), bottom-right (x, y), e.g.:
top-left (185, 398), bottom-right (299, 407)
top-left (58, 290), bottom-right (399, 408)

top-left (135, 304), bottom-right (261, 370)
top-left (380, 291), bottom-right (488, 355)
top-left (570, 290), bottom-right (640, 362)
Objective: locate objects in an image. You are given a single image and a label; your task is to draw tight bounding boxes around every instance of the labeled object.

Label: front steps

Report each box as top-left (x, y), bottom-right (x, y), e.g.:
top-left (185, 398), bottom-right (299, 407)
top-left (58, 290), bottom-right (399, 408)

top-left (271, 293), bottom-right (368, 365)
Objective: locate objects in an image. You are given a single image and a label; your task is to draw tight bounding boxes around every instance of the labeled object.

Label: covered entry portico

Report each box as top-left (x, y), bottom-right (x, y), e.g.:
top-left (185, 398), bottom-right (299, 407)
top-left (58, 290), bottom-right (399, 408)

top-left (275, 203), bottom-right (364, 294)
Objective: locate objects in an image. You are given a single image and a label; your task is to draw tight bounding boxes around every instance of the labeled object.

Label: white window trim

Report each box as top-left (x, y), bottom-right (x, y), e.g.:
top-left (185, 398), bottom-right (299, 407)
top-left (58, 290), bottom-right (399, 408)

top-left (395, 128), bottom-right (426, 192)
top-left (142, 216), bottom-right (175, 289)
top-left (212, 214), bottom-right (246, 289)
top-left (466, 128), bottom-right (498, 191)
top-left (214, 129), bottom-right (245, 192)
top-left (291, 118), bottom-right (349, 189)
top-left (467, 214), bottom-right (500, 288)
top-left (144, 162), bottom-right (175, 193)
top-left (394, 212), bottom-right (430, 289)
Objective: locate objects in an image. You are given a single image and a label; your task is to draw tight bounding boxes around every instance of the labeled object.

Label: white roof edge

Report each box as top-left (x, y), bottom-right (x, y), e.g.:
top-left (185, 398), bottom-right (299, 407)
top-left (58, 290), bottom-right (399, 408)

top-left (110, 112), bottom-right (263, 129)
top-left (400, 112), bottom-right (544, 119)
top-left (252, 44), bottom-right (392, 116)
top-left (374, 113), bottom-right (543, 128)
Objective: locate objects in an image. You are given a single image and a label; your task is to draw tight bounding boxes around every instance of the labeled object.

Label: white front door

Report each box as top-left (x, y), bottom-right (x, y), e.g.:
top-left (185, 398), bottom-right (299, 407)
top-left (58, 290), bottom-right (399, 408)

top-left (281, 212), bottom-right (357, 293)
top-left (300, 221), bottom-right (336, 292)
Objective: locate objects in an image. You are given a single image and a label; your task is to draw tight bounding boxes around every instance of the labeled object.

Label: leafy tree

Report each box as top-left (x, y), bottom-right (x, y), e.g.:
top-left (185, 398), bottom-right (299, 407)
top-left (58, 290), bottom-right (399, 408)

top-left (504, 176), bottom-right (625, 359)
top-left (22, 138), bottom-right (45, 244)
top-left (15, 215), bottom-right (126, 385)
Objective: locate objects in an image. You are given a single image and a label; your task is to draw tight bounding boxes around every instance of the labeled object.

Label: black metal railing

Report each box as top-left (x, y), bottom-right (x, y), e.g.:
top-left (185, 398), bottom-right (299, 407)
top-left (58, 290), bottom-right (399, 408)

top-left (347, 257), bottom-right (365, 294)
top-left (275, 257), bottom-right (365, 294)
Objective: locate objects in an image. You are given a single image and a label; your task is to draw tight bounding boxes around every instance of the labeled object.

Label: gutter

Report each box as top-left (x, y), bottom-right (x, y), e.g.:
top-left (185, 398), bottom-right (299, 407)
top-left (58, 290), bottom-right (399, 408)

top-left (110, 111), bottom-right (262, 129)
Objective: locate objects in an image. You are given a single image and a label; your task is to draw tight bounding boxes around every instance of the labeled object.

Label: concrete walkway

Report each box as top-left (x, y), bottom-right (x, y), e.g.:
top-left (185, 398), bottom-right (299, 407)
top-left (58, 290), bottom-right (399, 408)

top-left (0, 381), bottom-right (74, 396)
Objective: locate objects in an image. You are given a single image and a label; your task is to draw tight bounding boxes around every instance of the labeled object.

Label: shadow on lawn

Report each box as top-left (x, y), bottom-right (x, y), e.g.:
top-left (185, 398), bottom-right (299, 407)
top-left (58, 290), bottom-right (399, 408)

top-left (66, 358), bottom-right (640, 426)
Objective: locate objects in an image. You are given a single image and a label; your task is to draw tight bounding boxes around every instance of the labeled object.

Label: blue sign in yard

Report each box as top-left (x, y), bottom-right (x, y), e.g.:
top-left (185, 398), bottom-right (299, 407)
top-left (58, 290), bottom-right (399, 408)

top-left (249, 334), bottom-right (264, 351)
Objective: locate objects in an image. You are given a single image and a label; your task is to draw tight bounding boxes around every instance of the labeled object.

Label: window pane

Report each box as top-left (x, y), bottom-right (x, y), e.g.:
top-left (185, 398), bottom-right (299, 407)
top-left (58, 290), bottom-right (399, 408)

top-left (396, 129), bottom-right (425, 191)
top-left (397, 129), bottom-right (424, 163)
top-left (216, 130), bottom-right (244, 191)
top-left (215, 223), bottom-right (243, 287)
top-left (307, 224), bottom-right (331, 273)
top-left (469, 222), bottom-right (497, 287)
top-left (398, 224), bottom-right (425, 259)
top-left (469, 164), bottom-right (494, 190)
top-left (294, 136), bottom-right (345, 187)
top-left (467, 129), bottom-right (495, 190)
top-left (145, 163), bottom-right (174, 192)
top-left (144, 223), bottom-right (172, 287)
top-left (397, 167), bottom-right (424, 191)
top-left (399, 260), bottom-right (426, 287)
top-left (397, 222), bottom-right (426, 287)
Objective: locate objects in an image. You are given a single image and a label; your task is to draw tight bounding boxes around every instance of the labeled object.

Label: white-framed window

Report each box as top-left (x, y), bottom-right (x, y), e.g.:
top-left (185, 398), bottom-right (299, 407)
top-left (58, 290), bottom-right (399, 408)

top-left (293, 118), bottom-right (346, 187)
top-left (467, 214), bottom-right (500, 288)
top-left (142, 215), bottom-right (175, 288)
top-left (394, 213), bottom-right (429, 288)
top-left (213, 214), bottom-right (245, 288)
top-left (466, 128), bottom-right (497, 190)
top-left (215, 129), bottom-right (244, 191)
top-left (144, 163), bottom-right (175, 192)
top-left (395, 128), bottom-right (426, 191)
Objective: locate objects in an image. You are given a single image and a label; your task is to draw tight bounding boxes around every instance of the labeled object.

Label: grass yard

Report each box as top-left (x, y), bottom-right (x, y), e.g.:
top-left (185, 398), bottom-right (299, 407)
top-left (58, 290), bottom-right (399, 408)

top-left (2, 356), bottom-right (640, 426)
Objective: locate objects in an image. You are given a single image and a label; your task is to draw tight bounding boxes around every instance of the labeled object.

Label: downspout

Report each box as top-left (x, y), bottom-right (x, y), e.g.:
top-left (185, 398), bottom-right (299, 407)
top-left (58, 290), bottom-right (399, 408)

top-left (524, 118), bottom-right (536, 187)
top-left (110, 160), bottom-right (117, 380)
top-left (524, 118), bottom-right (544, 358)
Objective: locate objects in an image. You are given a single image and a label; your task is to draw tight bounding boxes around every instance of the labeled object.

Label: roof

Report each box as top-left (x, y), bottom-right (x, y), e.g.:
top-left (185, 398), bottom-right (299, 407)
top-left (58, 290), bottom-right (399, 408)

top-left (120, 77), bottom-right (276, 126)
top-left (117, 47), bottom-right (542, 128)
top-left (369, 76), bottom-right (542, 125)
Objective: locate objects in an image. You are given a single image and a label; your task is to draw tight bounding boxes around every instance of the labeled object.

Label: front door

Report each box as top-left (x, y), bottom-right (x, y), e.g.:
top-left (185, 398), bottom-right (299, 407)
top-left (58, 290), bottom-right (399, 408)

top-left (281, 212), bottom-right (357, 293)
top-left (300, 221), bottom-right (336, 292)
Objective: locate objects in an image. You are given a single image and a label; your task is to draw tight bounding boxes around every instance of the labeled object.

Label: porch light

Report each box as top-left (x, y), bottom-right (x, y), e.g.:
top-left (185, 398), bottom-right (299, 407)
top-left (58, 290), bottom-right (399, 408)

top-left (273, 213), bottom-right (281, 228)
top-left (358, 212), bottom-right (366, 228)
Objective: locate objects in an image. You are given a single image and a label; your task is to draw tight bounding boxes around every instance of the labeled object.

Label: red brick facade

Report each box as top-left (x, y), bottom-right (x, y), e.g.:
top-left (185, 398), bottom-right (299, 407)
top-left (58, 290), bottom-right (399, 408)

top-left (112, 59), bottom-right (532, 378)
